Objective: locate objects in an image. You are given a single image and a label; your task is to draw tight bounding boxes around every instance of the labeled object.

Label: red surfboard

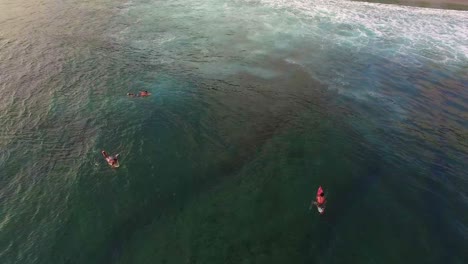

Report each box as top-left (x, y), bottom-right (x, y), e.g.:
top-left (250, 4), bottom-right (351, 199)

top-left (316, 186), bottom-right (326, 214)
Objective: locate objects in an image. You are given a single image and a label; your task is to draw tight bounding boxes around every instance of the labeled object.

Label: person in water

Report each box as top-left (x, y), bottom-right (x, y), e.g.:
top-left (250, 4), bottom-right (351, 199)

top-left (106, 154), bottom-right (118, 166)
top-left (310, 190), bottom-right (326, 211)
top-left (102, 150), bottom-right (119, 166)
top-left (108, 154), bottom-right (119, 165)
top-left (127, 91), bottom-right (150, 97)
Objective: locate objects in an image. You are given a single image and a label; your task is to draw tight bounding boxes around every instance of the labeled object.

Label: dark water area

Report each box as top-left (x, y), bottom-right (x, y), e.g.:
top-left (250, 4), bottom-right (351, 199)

top-left (0, 0), bottom-right (467, 263)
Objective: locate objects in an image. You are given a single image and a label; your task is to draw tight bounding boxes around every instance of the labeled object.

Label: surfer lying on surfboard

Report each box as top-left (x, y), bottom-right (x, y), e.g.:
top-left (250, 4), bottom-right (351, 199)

top-left (310, 186), bottom-right (326, 214)
top-left (127, 91), bottom-right (151, 97)
top-left (101, 150), bottom-right (120, 168)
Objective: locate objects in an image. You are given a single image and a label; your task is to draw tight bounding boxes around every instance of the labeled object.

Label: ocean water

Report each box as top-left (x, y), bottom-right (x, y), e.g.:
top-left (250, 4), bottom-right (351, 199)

top-left (0, 0), bottom-right (467, 263)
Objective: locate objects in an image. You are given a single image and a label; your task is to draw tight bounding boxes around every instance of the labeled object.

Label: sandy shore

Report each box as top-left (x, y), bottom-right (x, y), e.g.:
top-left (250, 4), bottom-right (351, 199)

top-left (353, 0), bottom-right (468, 10)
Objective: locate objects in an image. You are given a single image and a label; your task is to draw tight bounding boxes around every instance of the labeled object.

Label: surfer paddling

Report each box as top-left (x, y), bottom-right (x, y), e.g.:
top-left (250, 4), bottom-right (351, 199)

top-left (127, 91), bottom-right (151, 97)
top-left (101, 150), bottom-right (120, 168)
top-left (310, 186), bottom-right (326, 214)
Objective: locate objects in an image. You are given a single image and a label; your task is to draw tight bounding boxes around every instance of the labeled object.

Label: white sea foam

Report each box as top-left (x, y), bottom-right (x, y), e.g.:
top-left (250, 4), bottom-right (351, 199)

top-left (250, 0), bottom-right (468, 62)
top-left (117, 0), bottom-right (467, 71)
top-left (113, 0), bottom-right (467, 108)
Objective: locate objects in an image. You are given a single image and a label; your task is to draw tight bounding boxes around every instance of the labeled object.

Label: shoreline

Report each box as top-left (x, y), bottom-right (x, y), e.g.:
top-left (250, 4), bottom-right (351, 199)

top-left (352, 0), bottom-right (468, 11)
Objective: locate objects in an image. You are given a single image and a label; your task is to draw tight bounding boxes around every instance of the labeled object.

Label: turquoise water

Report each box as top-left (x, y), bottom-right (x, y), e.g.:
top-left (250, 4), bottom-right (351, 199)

top-left (0, 0), bottom-right (467, 263)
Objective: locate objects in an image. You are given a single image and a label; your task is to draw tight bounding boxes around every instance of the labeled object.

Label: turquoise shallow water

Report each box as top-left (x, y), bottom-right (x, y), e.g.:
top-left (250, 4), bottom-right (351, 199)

top-left (0, 0), bottom-right (467, 263)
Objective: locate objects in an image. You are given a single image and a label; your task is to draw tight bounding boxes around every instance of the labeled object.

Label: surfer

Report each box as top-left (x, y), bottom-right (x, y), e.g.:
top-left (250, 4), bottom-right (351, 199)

top-left (109, 154), bottom-right (119, 166)
top-left (101, 150), bottom-right (120, 168)
top-left (311, 186), bottom-right (326, 214)
top-left (127, 91), bottom-right (151, 97)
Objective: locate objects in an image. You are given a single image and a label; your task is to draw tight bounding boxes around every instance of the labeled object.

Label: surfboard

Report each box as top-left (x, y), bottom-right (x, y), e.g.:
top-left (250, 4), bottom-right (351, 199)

top-left (316, 186), bottom-right (325, 214)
